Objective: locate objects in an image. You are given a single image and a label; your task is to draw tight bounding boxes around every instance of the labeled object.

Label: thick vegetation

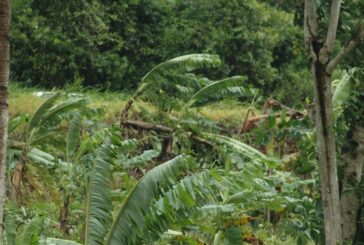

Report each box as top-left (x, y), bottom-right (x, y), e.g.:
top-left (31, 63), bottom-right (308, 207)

top-left (10, 0), bottom-right (310, 104)
top-left (1, 0), bottom-right (364, 245)
top-left (3, 52), bottom-right (363, 244)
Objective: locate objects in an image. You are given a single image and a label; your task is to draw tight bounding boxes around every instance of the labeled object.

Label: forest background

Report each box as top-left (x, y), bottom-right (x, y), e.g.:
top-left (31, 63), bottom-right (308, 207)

top-left (11, 0), bottom-right (311, 104)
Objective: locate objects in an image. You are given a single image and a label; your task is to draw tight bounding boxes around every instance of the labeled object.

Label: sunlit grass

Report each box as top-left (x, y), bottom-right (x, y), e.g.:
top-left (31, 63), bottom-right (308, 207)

top-left (197, 100), bottom-right (259, 127)
top-left (8, 84), bottom-right (256, 127)
top-left (9, 84), bottom-right (45, 117)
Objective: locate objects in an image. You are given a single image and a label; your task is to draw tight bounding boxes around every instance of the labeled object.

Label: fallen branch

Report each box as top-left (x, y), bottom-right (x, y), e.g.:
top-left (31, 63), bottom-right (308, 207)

top-left (239, 97), bottom-right (306, 133)
top-left (239, 110), bottom-right (305, 133)
top-left (123, 119), bottom-right (173, 134)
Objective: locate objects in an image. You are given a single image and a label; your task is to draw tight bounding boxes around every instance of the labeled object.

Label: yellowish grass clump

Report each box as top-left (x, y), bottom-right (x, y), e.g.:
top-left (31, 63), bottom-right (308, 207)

top-left (8, 85), bottom-right (256, 127)
top-left (8, 86), bottom-right (159, 125)
top-left (196, 101), bottom-right (259, 127)
top-left (9, 89), bottom-right (45, 117)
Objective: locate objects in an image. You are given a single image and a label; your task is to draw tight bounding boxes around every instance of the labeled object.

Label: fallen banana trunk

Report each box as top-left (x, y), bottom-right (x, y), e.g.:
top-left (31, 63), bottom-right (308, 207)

top-left (240, 110), bottom-right (305, 133)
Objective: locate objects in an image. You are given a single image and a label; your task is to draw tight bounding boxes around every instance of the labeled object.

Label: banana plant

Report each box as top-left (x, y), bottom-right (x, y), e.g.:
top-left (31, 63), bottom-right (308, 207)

top-left (58, 112), bottom-right (83, 235)
top-left (45, 154), bottom-right (218, 244)
top-left (91, 154), bottom-right (193, 244)
top-left (7, 93), bottom-right (86, 200)
top-left (120, 54), bottom-right (222, 122)
top-left (58, 117), bottom-right (131, 235)
top-left (40, 128), bottom-right (313, 245)
top-left (44, 153), bottom-right (195, 245)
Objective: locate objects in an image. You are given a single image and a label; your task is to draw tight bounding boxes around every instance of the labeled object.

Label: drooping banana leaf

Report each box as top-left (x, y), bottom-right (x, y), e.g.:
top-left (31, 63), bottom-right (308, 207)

top-left (181, 76), bottom-right (247, 113)
top-left (66, 113), bottom-right (82, 162)
top-left (85, 140), bottom-right (115, 245)
top-left (104, 155), bottom-right (193, 245)
top-left (136, 54), bottom-right (221, 95)
top-left (28, 93), bottom-right (61, 134)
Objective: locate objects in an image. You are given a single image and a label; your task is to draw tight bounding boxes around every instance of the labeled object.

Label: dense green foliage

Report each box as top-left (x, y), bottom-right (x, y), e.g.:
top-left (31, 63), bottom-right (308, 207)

top-left (4, 47), bottom-right (364, 245)
top-left (11, 0), bottom-right (310, 104)
top-left (4, 0), bottom-right (364, 244)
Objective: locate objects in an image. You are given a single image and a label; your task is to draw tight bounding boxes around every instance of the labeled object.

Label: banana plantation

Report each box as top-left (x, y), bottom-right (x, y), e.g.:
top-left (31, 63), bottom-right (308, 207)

top-left (0, 1), bottom-right (364, 245)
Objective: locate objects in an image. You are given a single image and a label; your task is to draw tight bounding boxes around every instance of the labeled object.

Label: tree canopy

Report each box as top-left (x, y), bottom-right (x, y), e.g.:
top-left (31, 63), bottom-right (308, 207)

top-left (11, 0), bottom-right (310, 104)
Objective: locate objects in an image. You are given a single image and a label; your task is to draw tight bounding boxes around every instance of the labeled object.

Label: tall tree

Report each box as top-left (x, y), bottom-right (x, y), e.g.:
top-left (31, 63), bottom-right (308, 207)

top-left (304, 0), bottom-right (364, 244)
top-left (0, 0), bottom-right (10, 240)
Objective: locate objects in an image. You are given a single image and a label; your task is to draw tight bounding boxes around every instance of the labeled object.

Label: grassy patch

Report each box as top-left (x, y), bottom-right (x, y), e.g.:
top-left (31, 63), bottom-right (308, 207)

top-left (9, 83), bottom-right (257, 127)
top-left (9, 84), bottom-right (45, 117)
top-left (197, 100), bottom-right (258, 127)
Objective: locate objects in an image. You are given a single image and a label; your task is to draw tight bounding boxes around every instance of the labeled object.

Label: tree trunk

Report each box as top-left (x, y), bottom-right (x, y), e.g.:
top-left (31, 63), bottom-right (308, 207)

top-left (60, 194), bottom-right (70, 235)
top-left (303, 0), bottom-right (364, 243)
top-left (311, 53), bottom-right (342, 244)
top-left (119, 98), bottom-right (134, 127)
top-left (0, 0), bottom-right (10, 240)
top-left (11, 160), bottom-right (24, 201)
top-left (341, 124), bottom-right (364, 243)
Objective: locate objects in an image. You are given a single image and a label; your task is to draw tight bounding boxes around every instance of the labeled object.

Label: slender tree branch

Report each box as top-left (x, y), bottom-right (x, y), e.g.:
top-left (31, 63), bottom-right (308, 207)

top-left (325, 0), bottom-right (342, 53)
top-left (326, 30), bottom-right (364, 74)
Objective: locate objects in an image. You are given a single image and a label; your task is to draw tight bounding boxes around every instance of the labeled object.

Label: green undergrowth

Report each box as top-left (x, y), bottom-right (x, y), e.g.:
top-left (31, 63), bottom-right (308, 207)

top-left (6, 82), bottom-right (319, 245)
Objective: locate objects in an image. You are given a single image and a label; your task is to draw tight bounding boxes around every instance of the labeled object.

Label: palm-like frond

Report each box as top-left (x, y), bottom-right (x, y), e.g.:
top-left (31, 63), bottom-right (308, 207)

top-left (142, 171), bottom-right (218, 243)
top-left (15, 217), bottom-right (40, 245)
top-left (165, 73), bottom-right (203, 91)
top-left (4, 210), bottom-right (16, 245)
top-left (136, 54), bottom-right (221, 95)
top-left (181, 76), bottom-right (246, 113)
top-left (104, 155), bottom-right (193, 245)
top-left (85, 139), bottom-right (115, 245)
top-left (73, 128), bottom-right (121, 163)
top-left (200, 133), bottom-right (267, 161)
top-left (66, 113), bottom-right (82, 162)
top-left (37, 97), bottom-right (85, 129)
